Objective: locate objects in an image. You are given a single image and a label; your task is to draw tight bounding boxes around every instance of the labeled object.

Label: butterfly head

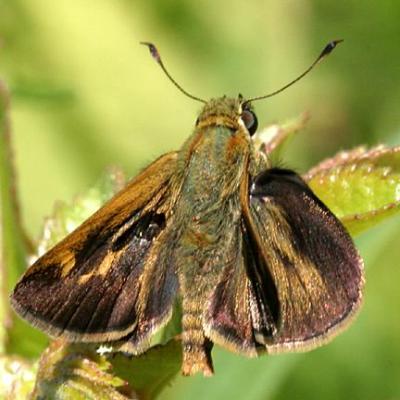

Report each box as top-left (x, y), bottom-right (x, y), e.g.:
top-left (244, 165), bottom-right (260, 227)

top-left (195, 96), bottom-right (258, 136)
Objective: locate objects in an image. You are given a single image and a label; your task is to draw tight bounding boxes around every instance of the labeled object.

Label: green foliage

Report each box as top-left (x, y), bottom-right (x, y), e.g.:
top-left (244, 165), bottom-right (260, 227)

top-left (31, 341), bottom-right (133, 400)
top-left (306, 146), bottom-right (400, 235)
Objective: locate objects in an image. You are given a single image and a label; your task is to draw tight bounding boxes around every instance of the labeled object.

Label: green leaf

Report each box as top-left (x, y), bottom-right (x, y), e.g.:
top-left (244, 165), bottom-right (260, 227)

top-left (253, 113), bottom-right (309, 159)
top-left (111, 340), bottom-right (182, 400)
top-left (30, 340), bottom-right (182, 399)
top-left (159, 349), bottom-right (300, 400)
top-left (304, 145), bottom-right (400, 235)
top-left (31, 340), bottom-right (136, 400)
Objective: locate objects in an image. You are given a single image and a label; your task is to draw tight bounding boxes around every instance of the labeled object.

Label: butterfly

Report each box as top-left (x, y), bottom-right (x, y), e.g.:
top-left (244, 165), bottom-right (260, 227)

top-left (11, 40), bottom-right (364, 376)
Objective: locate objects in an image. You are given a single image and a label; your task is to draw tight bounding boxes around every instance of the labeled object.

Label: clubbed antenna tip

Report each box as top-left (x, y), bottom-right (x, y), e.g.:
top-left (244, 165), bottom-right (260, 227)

top-left (244, 39), bottom-right (344, 105)
top-left (140, 42), bottom-right (161, 63)
top-left (319, 39), bottom-right (344, 59)
top-left (141, 42), bottom-right (206, 104)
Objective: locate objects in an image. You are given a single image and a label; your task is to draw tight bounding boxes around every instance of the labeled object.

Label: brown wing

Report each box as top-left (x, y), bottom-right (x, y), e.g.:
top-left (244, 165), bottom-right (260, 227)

top-left (202, 223), bottom-right (259, 357)
top-left (11, 152), bottom-right (179, 343)
top-left (244, 168), bottom-right (364, 352)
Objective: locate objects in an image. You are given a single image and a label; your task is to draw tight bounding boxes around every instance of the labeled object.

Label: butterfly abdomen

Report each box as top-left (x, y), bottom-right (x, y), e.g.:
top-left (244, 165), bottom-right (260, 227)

top-left (180, 298), bottom-right (214, 376)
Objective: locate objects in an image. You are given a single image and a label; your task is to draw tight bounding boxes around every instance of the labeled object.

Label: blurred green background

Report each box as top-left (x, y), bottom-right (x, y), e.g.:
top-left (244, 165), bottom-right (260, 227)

top-left (1, 1), bottom-right (400, 399)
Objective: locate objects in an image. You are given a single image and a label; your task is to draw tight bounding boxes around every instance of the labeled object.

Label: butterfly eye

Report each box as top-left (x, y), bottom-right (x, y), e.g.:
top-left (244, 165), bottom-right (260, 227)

top-left (241, 109), bottom-right (258, 135)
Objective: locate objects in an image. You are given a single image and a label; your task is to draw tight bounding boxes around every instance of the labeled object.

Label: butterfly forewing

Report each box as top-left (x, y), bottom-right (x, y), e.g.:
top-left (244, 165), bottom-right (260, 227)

top-left (11, 152), bottom-right (179, 342)
top-left (245, 168), bottom-right (364, 351)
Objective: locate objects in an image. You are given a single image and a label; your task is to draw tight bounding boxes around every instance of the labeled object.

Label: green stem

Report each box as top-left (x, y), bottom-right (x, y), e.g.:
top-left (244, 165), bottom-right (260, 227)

top-left (0, 80), bottom-right (47, 357)
top-left (0, 81), bottom-right (25, 353)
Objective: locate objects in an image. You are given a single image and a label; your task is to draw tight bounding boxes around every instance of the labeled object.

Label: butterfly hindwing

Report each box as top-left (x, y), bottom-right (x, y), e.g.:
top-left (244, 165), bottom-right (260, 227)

top-left (244, 168), bottom-right (364, 352)
top-left (203, 223), bottom-right (259, 356)
top-left (11, 152), bottom-right (179, 342)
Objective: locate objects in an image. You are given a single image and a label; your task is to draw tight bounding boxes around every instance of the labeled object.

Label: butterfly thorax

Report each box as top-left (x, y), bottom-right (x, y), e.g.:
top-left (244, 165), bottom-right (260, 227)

top-left (172, 97), bottom-right (252, 246)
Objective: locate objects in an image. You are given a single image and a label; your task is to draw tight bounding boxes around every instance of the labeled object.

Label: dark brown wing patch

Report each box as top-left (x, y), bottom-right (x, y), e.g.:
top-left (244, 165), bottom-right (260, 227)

top-left (245, 168), bottom-right (364, 352)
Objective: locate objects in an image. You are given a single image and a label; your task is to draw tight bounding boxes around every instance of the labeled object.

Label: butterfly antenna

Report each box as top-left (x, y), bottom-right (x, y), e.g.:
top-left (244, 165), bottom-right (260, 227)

top-left (244, 40), bottom-right (343, 105)
top-left (141, 42), bottom-right (206, 104)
